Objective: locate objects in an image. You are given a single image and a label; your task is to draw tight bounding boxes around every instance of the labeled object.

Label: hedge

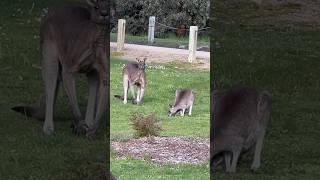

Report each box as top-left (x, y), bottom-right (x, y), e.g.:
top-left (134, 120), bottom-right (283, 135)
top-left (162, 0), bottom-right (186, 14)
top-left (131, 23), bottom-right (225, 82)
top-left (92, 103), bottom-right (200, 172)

top-left (112, 0), bottom-right (210, 36)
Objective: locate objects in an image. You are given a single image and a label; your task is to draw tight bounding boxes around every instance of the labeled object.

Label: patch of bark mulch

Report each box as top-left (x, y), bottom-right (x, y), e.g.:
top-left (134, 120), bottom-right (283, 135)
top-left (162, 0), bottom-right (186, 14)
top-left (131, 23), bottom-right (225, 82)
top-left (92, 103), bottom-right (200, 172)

top-left (112, 136), bottom-right (210, 165)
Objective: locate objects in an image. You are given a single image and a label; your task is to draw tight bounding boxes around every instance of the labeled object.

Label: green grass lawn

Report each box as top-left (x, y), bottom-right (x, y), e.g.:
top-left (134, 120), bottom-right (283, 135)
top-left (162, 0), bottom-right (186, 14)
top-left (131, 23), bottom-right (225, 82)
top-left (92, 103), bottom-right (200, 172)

top-left (110, 58), bottom-right (210, 179)
top-left (212, 2), bottom-right (320, 179)
top-left (110, 32), bottom-right (210, 50)
top-left (0, 0), bottom-right (108, 179)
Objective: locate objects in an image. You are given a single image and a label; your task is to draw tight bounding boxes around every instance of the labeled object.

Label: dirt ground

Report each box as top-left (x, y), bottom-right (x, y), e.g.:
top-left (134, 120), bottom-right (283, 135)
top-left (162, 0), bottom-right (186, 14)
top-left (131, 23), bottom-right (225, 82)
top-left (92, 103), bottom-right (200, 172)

top-left (112, 136), bottom-right (210, 165)
top-left (110, 42), bottom-right (210, 70)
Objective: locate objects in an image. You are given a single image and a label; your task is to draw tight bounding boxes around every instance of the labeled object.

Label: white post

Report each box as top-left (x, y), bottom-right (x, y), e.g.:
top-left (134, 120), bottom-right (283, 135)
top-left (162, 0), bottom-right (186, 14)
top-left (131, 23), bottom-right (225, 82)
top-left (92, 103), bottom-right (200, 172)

top-left (188, 26), bottom-right (198, 63)
top-left (148, 16), bottom-right (155, 44)
top-left (117, 19), bottom-right (126, 52)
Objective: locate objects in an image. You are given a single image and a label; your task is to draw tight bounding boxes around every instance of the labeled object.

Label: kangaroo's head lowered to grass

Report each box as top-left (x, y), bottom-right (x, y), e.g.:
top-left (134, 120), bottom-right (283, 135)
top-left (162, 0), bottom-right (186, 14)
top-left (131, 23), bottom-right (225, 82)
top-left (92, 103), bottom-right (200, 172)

top-left (211, 86), bottom-right (272, 173)
top-left (168, 89), bottom-right (195, 117)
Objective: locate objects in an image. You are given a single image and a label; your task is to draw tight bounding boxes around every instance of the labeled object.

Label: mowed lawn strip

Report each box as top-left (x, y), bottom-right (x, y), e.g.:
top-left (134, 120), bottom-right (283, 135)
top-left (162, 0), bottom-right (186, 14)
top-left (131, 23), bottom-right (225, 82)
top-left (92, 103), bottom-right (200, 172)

top-left (110, 58), bottom-right (210, 139)
top-left (110, 32), bottom-right (210, 50)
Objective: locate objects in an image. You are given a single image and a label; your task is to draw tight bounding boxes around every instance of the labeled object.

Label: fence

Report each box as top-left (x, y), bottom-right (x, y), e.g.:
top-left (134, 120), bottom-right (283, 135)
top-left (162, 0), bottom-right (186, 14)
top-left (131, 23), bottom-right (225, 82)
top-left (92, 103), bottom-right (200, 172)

top-left (115, 17), bottom-right (210, 63)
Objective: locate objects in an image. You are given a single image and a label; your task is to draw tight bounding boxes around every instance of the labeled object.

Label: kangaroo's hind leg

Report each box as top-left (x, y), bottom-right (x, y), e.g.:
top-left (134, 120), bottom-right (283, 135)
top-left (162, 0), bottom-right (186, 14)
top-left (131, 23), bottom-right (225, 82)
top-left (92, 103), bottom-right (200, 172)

top-left (61, 67), bottom-right (85, 134)
top-left (137, 85), bottom-right (145, 105)
top-left (86, 47), bottom-right (108, 138)
top-left (251, 91), bottom-right (271, 171)
top-left (228, 148), bottom-right (242, 173)
top-left (82, 70), bottom-right (99, 134)
top-left (251, 128), bottom-right (267, 171)
top-left (129, 84), bottom-right (136, 102)
top-left (136, 86), bottom-right (141, 103)
top-left (42, 42), bottom-right (60, 135)
top-left (123, 75), bottom-right (129, 104)
top-left (188, 104), bottom-right (193, 116)
top-left (224, 152), bottom-right (231, 172)
top-left (180, 109), bottom-right (185, 116)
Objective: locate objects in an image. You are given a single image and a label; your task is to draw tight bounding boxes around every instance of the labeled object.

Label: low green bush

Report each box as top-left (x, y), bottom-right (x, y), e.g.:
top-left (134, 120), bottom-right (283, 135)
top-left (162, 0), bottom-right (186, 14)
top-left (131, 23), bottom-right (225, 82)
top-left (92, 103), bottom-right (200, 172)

top-left (130, 113), bottom-right (163, 137)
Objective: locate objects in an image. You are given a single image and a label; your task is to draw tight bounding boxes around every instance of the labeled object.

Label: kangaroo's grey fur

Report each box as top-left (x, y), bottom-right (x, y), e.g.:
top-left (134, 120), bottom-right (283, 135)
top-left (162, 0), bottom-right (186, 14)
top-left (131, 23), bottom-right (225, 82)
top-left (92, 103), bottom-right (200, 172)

top-left (168, 89), bottom-right (195, 117)
top-left (11, 0), bottom-right (111, 137)
top-left (122, 58), bottom-right (147, 105)
top-left (109, 172), bottom-right (117, 180)
top-left (211, 86), bottom-right (272, 173)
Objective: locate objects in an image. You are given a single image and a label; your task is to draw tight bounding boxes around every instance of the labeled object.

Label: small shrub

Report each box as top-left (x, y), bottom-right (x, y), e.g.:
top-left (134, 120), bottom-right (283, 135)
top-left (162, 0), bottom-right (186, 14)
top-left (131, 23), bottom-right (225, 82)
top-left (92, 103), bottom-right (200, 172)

top-left (130, 113), bottom-right (162, 137)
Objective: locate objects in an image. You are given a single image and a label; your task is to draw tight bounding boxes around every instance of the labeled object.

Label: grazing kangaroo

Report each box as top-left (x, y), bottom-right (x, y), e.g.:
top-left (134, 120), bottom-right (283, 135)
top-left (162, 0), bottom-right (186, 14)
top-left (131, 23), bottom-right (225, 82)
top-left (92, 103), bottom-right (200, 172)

top-left (116, 58), bottom-right (147, 105)
top-left (211, 86), bottom-right (272, 173)
top-left (168, 89), bottom-right (195, 117)
top-left (11, 0), bottom-right (111, 137)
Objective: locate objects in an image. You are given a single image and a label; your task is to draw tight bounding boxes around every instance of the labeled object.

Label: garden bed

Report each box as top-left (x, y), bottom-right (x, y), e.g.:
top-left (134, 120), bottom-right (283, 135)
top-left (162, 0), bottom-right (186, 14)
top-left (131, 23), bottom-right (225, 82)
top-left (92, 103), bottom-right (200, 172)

top-left (112, 136), bottom-right (209, 165)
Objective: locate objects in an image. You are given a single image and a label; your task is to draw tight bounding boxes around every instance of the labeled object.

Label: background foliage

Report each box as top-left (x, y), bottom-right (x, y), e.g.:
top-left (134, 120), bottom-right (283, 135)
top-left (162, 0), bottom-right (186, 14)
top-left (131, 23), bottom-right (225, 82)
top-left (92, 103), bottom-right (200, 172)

top-left (112, 0), bottom-right (210, 36)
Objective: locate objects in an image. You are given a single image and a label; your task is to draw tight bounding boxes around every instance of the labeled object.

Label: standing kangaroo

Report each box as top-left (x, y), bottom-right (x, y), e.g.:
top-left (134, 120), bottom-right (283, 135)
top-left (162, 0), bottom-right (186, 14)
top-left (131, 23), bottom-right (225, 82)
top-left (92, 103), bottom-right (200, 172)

top-left (211, 86), bottom-right (272, 173)
top-left (11, 0), bottom-right (111, 137)
top-left (120, 58), bottom-right (147, 105)
top-left (168, 89), bottom-right (195, 117)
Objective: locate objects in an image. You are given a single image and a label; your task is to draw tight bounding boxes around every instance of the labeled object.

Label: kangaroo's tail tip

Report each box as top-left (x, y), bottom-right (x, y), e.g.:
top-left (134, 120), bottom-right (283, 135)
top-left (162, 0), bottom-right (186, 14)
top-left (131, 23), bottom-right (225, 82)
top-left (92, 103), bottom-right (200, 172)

top-left (11, 106), bottom-right (32, 116)
top-left (114, 95), bottom-right (124, 100)
top-left (11, 105), bottom-right (44, 121)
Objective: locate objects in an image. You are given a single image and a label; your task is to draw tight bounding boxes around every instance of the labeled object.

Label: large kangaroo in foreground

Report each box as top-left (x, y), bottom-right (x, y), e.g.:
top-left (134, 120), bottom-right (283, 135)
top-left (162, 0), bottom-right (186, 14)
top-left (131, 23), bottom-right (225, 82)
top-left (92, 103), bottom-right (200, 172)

top-left (211, 86), bottom-right (272, 173)
top-left (12, 0), bottom-right (110, 137)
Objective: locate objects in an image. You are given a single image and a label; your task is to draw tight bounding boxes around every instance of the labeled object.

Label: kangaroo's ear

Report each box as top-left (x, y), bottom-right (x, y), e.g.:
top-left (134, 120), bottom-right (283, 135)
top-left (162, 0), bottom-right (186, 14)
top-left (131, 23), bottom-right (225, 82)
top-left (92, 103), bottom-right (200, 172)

top-left (143, 57), bottom-right (147, 62)
top-left (136, 58), bottom-right (140, 62)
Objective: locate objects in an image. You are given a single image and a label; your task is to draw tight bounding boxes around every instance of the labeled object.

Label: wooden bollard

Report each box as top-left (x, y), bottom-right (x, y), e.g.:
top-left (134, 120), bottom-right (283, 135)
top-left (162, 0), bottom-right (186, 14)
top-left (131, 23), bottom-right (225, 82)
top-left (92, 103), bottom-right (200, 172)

top-left (117, 19), bottom-right (126, 52)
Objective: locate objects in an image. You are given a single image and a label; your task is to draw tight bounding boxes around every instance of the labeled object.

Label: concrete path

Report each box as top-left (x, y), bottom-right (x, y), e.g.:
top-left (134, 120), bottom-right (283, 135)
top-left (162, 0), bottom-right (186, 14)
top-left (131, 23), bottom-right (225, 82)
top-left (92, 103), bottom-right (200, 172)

top-left (110, 42), bottom-right (210, 69)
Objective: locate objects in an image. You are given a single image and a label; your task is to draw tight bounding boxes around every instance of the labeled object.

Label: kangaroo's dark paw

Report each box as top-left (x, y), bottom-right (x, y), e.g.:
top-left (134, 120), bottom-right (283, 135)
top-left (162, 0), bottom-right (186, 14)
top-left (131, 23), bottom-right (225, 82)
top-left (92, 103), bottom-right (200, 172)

top-left (85, 127), bottom-right (98, 140)
top-left (72, 121), bottom-right (88, 136)
top-left (43, 125), bottom-right (55, 136)
top-left (132, 99), bottom-right (142, 105)
top-left (250, 164), bottom-right (260, 172)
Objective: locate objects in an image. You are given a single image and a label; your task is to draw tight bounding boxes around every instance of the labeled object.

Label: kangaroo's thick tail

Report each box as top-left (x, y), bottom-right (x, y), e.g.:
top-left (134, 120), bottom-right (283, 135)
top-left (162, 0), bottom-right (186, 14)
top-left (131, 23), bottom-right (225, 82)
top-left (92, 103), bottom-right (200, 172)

top-left (11, 95), bottom-right (45, 121)
top-left (11, 106), bottom-right (44, 121)
top-left (114, 95), bottom-right (124, 100)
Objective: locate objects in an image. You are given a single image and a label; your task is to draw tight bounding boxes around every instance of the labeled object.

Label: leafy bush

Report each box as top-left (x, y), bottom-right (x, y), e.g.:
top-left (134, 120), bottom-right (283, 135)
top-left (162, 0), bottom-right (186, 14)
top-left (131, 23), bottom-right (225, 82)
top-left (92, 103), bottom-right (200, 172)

top-left (130, 113), bottom-right (162, 137)
top-left (113, 0), bottom-right (210, 36)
